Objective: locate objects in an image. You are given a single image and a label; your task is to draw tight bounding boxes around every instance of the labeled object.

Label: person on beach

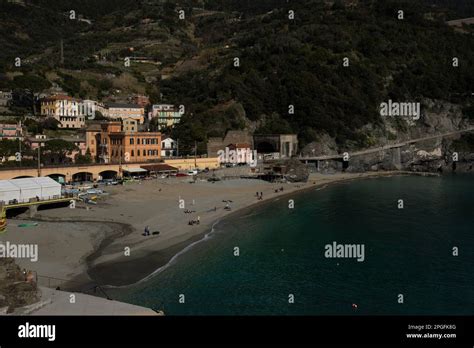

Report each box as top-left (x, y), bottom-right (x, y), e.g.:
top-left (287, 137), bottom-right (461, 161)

top-left (144, 226), bottom-right (150, 236)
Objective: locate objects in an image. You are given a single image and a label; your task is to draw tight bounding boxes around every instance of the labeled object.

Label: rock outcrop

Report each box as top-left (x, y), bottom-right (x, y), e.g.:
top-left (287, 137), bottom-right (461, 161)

top-left (0, 258), bottom-right (38, 313)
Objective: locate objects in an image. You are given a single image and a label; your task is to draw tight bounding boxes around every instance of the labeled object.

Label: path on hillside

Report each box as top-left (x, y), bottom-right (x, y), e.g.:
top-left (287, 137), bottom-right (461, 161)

top-left (300, 127), bottom-right (474, 160)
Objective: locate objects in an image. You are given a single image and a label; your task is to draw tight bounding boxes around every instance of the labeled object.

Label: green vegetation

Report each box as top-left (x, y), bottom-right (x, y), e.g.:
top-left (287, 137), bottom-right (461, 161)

top-left (0, 139), bottom-right (28, 157)
top-left (41, 139), bottom-right (77, 164)
top-left (75, 148), bottom-right (93, 164)
top-left (0, 0), bottom-right (473, 153)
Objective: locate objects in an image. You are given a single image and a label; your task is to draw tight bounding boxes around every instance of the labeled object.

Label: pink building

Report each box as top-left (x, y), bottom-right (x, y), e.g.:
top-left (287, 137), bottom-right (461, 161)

top-left (0, 123), bottom-right (23, 140)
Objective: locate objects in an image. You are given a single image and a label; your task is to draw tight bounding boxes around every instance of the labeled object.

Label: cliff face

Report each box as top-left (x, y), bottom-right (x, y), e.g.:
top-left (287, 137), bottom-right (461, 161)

top-left (344, 138), bottom-right (474, 173)
top-left (304, 99), bottom-right (474, 173)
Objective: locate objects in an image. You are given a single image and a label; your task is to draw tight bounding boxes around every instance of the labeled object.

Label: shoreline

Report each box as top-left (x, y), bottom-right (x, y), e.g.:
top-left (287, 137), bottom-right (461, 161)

top-left (2, 170), bottom-right (444, 301)
top-left (75, 170), bottom-right (440, 289)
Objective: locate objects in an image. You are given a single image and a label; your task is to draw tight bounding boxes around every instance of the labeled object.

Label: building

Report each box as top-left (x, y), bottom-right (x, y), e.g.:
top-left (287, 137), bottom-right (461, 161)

top-left (26, 135), bottom-right (87, 163)
top-left (26, 134), bottom-right (47, 151)
top-left (161, 137), bottom-right (177, 157)
top-left (253, 134), bottom-right (298, 159)
top-left (122, 118), bottom-right (138, 133)
top-left (0, 123), bottom-right (22, 140)
top-left (81, 100), bottom-right (109, 119)
top-left (84, 123), bottom-right (102, 161)
top-left (207, 130), bottom-right (253, 158)
top-left (0, 91), bottom-right (13, 106)
top-left (150, 104), bottom-right (182, 128)
top-left (40, 95), bottom-right (85, 129)
top-left (107, 103), bottom-right (145, 124)
top-left (86, 121), bottom-right (161, 164)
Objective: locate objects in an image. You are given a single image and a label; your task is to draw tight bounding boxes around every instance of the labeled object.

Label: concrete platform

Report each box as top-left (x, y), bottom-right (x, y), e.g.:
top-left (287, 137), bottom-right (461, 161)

top-left (23, 287), bottom-right (161, 316)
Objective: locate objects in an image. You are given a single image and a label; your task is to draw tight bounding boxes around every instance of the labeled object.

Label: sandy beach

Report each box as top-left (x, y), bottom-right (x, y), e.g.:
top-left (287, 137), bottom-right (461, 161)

top-left (0, 171), bottom-right (426, 290)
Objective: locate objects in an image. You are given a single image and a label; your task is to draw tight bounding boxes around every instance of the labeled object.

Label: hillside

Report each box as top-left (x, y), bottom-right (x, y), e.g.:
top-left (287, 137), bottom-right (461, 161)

top-left (0, 0), bottom-right (473, 153)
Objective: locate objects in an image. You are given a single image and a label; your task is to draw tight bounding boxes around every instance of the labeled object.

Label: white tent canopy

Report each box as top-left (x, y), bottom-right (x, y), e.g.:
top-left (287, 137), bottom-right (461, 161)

top-left (31, 177), bottom-right (62, 199)
top-left (0, 181), bottom-right (21, 204)
top-left (0, 177), bottom-right (62, 205)
top-left (12, 178), bottom-right (42, 202)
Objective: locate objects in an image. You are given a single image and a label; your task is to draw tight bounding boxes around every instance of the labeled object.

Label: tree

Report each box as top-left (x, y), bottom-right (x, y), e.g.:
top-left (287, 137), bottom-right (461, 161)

top-left (24, 118), bottom-right (43, 135)
top-left (42, 117), bottom-right (60, 130)
top-left (93, 111), bottom-right (108, 121)
top-left (42, 139), bottom-right (77, 164)
top-left (75, 148), bottom-right (93, 164)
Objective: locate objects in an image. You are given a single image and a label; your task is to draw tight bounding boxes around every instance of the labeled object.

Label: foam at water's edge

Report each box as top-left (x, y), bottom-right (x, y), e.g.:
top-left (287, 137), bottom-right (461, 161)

top-left (105, 220), bottom-right (222, 289)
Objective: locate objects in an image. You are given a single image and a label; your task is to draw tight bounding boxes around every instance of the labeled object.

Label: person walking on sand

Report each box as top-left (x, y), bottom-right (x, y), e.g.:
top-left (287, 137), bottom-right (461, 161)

top-left (144, 226), bottom-right (150, 236)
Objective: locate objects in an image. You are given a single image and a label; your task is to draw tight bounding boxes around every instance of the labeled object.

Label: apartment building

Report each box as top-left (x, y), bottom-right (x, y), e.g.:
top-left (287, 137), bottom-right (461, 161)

top-left (86, 121), bottom-right (160, 163)
top-left (40, 95), bottom-right (85, 129)
top-left (107, 103), bottom-right (145, 124)
top-left (150, 104), bottom-right (182, 128)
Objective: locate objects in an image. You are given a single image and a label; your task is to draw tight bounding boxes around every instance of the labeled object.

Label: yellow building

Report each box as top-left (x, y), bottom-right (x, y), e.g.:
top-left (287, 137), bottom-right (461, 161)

top-left (40, 95), bottom-right (85, 129)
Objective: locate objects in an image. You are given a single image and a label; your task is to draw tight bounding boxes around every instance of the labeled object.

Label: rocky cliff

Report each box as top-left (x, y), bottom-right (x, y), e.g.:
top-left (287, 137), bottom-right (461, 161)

top-left (302, 99), bottom-right (474, 173)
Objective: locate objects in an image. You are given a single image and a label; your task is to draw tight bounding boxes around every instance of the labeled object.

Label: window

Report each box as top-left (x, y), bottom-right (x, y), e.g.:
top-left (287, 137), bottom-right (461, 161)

top-left (137, 150), bottom-right (140, 156)
top-left (131, 150), bottom-right (134, 157)
top-left (137, 138), bottom-right (140, 145)
top-left (130, 138), bottom-right (134, 145)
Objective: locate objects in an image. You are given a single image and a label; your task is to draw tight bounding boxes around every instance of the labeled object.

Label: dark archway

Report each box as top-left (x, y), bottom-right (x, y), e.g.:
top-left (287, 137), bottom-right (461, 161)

top-left (72, 172), bottom-right (93, 182)
top-left (99, 170), bottom-right (118, 180)
top-left (255, 141), bottom-right (277, 154)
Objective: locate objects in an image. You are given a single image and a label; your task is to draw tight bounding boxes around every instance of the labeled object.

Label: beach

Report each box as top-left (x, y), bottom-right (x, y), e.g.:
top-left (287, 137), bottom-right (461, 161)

top-left (0, 171), bottom-right (424, 291)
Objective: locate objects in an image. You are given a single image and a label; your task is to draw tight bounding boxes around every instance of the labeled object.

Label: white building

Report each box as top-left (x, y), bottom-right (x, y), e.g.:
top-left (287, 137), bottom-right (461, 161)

top-left (80, 100), bottom-right (108, 119)
top-left (107, 103), bottom-right (145, 124)
top-left (161, 137), bottom-right (177, 157)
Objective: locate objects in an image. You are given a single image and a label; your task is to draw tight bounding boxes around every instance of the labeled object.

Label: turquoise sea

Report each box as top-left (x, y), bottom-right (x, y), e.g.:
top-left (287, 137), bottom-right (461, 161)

top-left (109, 175), bottom-right (474, 315)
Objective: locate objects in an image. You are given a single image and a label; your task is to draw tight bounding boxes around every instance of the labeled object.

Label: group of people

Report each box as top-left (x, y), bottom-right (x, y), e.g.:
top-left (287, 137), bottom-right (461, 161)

top-left (142, 226), bottom-right (160, 236)
top-left (184, 209), bottom-right (196, 214)
top-left (256, 192), bottom-right (264, 200)
top-left (188, 216), bottom-right (201, 226)
top-left (143, 226), bottom-right (151, 236)
top-left (274, 187), bottom-right (284, 193)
